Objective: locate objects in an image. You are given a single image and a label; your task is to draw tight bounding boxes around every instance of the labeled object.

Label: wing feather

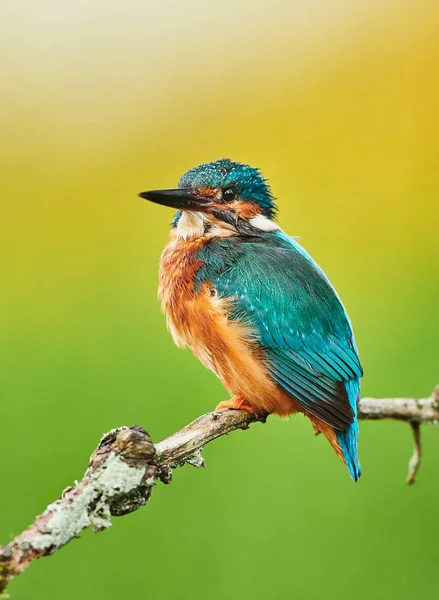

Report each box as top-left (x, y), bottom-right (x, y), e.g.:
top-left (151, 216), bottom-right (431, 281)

top-left (195, 232), bottom-right (363, 430)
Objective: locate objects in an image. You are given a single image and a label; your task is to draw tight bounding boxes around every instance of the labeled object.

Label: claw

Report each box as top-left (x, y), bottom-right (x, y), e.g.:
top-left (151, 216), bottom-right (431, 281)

top-left (215, 396), bottom-right (258, 416)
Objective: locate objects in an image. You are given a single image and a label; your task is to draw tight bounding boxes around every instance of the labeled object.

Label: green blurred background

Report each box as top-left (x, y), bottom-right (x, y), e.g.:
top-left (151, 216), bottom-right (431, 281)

top-left (1, 1), bottom-right (439, 598)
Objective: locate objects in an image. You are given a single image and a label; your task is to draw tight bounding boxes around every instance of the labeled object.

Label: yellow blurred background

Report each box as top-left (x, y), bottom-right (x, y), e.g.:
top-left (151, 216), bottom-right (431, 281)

top-left (1, 1), bottom-right (438, 599)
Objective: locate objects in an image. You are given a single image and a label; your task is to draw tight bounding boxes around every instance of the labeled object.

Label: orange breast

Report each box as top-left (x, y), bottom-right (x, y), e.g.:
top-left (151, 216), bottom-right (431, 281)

top-left (158, 233), bottom-right (297, 417)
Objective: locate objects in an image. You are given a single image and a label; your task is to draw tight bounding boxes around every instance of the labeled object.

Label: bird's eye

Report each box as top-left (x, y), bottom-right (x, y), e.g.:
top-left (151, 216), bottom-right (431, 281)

top-left (222, 186), bottom-right (237, 202)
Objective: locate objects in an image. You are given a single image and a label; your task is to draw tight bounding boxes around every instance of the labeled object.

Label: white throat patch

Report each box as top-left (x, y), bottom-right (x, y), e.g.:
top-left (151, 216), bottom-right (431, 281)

top-left (176, 211), bottom-right (205, 240)
top-left (176, 211), bottom-right (236, 240)
top-left (248, 214), bottom-right (280, 232)
top-left (175, 211), bottom-right (280, 240)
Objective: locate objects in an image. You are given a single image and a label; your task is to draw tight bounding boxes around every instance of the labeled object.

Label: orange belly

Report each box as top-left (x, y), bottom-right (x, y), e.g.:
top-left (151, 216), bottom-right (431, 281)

top-left (158, 234), bottom-right (296, 416)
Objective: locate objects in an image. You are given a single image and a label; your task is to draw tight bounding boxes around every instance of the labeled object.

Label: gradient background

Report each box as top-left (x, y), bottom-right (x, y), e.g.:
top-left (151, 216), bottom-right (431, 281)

top-left (1, 1), bottom-right (439, 599)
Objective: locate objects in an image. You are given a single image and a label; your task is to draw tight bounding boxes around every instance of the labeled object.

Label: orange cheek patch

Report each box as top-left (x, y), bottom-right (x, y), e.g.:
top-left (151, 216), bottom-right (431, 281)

top-left (208, 200), bottom-right (260, 219)
top-left (231, 200), bottom-right (260, 219)
top-left (198, 186), bottom-right (219, 198)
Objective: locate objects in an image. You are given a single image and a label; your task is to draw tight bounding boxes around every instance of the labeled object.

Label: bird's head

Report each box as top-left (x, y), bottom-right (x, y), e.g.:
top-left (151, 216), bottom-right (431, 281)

top-left (139, 159), bottom-right (278, 237)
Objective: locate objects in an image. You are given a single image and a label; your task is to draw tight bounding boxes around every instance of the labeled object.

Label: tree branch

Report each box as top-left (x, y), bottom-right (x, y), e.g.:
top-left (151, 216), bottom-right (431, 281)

top-left (1, 386), bottom-right (438, 595)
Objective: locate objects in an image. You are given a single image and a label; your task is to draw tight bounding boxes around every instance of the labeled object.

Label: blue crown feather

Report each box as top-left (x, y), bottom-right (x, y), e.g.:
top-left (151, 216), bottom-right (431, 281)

top-left (178, 158), bottom-right (277, 218)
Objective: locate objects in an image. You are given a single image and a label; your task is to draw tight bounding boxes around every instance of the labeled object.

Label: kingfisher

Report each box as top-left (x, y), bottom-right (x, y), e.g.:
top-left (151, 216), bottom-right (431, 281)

top-left (139, 159), bottom-right (362, 480)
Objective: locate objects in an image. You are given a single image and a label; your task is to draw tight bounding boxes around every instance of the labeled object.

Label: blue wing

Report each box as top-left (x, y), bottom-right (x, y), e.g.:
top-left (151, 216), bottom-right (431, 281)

top-left (195, 232), bottom-right (363, 431)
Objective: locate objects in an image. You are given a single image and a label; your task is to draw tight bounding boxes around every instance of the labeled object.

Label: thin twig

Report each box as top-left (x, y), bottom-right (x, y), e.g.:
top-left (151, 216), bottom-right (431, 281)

top-left (407, 422), bottom-right (422, 485)
top-left (1, 387), bottom-right (438, 595)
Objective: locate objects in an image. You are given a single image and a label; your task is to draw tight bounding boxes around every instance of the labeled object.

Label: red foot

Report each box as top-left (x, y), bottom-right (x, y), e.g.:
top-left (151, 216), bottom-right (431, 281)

top-left (215, 396), bottom-right (258, 416)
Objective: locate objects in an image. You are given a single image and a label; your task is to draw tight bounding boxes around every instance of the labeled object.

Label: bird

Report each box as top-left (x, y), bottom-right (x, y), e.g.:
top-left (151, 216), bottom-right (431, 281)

top-left (139, 159), bottom-right (362, 481)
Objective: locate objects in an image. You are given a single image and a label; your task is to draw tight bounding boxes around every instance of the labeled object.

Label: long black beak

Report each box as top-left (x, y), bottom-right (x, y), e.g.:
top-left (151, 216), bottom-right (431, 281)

top-left (138, 188), bottom-right (212, 211)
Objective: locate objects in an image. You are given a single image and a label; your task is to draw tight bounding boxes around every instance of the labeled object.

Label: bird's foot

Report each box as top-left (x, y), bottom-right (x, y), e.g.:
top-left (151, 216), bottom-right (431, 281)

top-left (215, 395), bottom-right (258, 416)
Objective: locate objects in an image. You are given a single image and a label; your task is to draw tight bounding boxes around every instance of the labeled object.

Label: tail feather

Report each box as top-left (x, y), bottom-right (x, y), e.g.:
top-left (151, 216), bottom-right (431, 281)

top-left (335, 379), bottom-right (361, 481)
